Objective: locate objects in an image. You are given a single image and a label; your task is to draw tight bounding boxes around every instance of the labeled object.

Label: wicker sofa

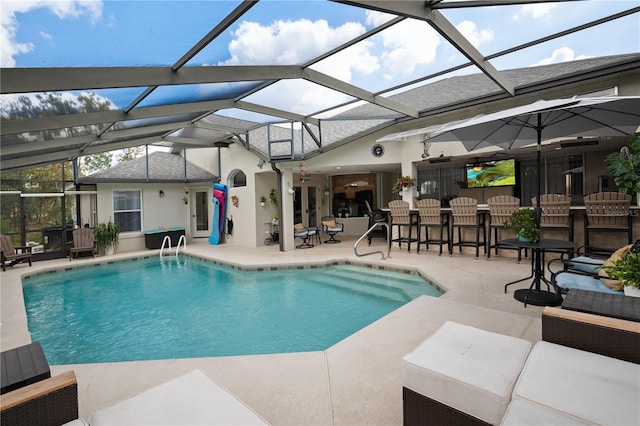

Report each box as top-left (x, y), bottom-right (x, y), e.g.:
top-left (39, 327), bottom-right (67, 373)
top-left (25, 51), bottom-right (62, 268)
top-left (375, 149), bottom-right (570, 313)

top-left (0, 370), bottom-right (80, 426)
top-left (402, 308), bottom-right (640, 425)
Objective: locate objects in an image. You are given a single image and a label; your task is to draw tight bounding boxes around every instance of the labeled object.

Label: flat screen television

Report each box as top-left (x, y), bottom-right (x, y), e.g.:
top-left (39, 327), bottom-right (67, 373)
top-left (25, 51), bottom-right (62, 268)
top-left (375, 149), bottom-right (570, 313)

top-left (466, 159), bottom-right (516, 188)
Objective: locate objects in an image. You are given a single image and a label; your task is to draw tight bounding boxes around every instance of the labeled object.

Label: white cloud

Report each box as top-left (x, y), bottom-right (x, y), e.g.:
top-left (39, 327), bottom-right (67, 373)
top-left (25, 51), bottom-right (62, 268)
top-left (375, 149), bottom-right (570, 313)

top-left (513, 3), bottom-right (557, 20)
top-left (221, 18), bottom-right (366, 65)
top-left (377, 19), bottom-right (440, 78)
top-left (0, 1), bottom-right (102, 67)
top-left (456, 20), bottom-right (493, 48)
top-left (533, 47), bottom-right (592, 66)
top-left (365, 9), bottom-right (395, 27)
top-left (220, 18), bottom-right (370, 113)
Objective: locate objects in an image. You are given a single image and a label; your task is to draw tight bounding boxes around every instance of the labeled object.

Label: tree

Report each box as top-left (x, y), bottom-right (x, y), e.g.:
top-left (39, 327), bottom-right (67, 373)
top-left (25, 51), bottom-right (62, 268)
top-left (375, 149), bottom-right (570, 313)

top-left (81, 152), bottom-right (113, 176)
top-left (117, 146), bottom-right (144, 163)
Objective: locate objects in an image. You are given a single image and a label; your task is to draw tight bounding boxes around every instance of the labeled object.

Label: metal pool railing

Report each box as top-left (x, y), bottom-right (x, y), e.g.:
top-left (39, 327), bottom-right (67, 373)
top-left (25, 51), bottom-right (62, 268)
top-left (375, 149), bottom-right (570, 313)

top-left (354, 222), bottom-right (391, 260)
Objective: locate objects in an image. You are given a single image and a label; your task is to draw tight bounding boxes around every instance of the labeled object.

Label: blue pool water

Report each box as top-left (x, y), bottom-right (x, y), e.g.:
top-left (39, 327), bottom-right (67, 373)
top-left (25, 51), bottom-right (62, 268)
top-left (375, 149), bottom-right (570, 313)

top-left (23, 256), bottom-right (441, 364)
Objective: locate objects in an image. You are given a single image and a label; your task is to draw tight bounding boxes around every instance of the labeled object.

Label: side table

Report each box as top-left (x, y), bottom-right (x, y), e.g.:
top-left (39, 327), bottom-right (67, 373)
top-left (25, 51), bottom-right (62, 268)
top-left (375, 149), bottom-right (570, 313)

top-left (1, 342), bottom-right (51, 394)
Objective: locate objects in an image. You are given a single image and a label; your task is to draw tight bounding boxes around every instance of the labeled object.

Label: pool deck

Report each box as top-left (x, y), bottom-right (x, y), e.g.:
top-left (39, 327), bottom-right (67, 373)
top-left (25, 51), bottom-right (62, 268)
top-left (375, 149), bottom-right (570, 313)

top-left (1, 238), bottom-right (546, 425)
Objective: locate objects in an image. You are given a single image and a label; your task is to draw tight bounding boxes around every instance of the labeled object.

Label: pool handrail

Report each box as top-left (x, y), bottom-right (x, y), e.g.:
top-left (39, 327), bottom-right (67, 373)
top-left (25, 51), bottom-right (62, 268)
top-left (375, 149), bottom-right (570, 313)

top-left (354, 222), bottom-right (391, 260)
top-left (159, 235), bottom-right (172, 257)
top-left (176, 235), bottom-right (186, 256)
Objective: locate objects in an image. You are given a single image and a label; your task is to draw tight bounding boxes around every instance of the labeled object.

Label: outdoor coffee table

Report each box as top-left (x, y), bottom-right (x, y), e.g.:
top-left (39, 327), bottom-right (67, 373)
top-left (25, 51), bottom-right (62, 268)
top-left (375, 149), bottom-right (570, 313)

top-left (502, 238), bottom-right (577, 307)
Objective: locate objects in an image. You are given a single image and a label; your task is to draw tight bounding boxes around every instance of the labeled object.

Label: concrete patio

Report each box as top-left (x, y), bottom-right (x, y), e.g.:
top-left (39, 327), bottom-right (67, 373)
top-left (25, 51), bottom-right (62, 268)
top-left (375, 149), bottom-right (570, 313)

top-left (1, 238), bottom-right (545, 425)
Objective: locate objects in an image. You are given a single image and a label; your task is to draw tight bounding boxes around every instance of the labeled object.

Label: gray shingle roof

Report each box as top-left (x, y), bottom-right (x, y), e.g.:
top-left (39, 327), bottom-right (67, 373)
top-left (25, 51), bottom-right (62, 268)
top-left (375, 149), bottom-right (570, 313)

top-left (336, 53), bottom-right (640, 118)
top-left (81, 151), bottom-right (217, 183)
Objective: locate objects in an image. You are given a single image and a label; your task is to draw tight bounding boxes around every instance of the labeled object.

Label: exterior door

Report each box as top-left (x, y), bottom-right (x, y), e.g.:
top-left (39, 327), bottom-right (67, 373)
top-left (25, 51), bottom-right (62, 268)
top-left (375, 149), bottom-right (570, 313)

top-left (191, 189), bottom-right (210, 238)
top-left (293, 185), bottom-right (318, 228)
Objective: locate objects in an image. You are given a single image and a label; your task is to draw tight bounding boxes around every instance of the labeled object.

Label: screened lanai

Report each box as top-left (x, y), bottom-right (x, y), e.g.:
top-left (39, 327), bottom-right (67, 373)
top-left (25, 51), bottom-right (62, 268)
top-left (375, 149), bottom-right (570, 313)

top-left (2, 0), bottom-right (639, 171)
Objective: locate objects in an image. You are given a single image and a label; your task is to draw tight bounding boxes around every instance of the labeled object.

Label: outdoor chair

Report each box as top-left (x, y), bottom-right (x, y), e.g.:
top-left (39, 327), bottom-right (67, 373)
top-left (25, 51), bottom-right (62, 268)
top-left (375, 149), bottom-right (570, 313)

top-left (388, 200), bottom-right (418, 252)
top-left (0, 234), bottom-right (32, 272)
top-left (294, 223), bottom-right (316, 249)
top-left (365, 200), bottom-right (387, 244)
top-left (69, 227), bottom-right (96, 261)
top-left (532, 194), bottom-right (574, 243)
top-left (449, 197), bottom-right (486, 258)
top-left (583, 192), bottom-right (632, 256)
top-left (487, 195), bottom-right (525, 261)
top-left (321, 216), bottom-right (343, 244)
top-left (548, 240), bottom-right (639, 295)
top-left (415, 198), bottom-right (449, 255)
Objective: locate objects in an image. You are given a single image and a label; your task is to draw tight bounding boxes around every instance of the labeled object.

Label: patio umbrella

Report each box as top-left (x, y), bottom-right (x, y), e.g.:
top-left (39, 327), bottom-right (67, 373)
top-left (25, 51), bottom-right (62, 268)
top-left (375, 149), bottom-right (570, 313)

top-left (427, 96), bottom-right (640, 220)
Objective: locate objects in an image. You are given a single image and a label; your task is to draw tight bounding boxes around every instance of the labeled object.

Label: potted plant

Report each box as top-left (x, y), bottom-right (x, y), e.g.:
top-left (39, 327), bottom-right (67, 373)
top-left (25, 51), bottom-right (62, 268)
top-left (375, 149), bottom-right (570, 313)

top-left (505, 208), bottom-right (540, 243)
top-left (259, 195), bottom-right (267, 206)
top-left (94, 219), bottom-right (120, 255)
top-left (268, 189), bottom-right (278, 206)
top-left (601, 252), bottom-right (640, 297)
top-left (604, 133), bottom-right (640, 206)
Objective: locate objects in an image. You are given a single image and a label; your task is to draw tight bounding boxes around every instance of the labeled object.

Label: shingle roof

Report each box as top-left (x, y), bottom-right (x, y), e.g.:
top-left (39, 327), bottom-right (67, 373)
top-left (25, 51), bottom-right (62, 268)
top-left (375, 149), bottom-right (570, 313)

top-left (81, 151), bottom-right (216, 183)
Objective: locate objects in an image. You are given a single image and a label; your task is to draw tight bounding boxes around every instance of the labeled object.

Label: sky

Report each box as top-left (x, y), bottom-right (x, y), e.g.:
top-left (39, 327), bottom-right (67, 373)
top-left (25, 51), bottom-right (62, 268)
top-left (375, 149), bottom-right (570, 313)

top-left (1, 0), bottom-right (639, 121)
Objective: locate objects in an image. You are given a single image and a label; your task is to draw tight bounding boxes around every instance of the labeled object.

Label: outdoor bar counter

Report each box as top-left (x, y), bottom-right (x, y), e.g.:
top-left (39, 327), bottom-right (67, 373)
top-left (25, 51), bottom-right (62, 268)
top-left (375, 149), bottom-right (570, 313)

top-left (385, 204), bottom-right (639, 254)
top-left (143, 227), bottom-right (186, 249)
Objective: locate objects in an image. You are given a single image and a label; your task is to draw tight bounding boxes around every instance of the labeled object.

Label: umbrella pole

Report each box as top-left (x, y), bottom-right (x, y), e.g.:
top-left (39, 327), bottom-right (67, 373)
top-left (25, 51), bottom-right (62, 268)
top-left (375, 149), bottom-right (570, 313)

top-left (535, 113), bottom-right (542, 227)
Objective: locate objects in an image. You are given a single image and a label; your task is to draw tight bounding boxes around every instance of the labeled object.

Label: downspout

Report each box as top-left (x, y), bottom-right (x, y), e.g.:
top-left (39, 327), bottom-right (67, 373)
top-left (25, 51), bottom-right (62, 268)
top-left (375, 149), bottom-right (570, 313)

top-left (271, 162), bottom-right (284, 252)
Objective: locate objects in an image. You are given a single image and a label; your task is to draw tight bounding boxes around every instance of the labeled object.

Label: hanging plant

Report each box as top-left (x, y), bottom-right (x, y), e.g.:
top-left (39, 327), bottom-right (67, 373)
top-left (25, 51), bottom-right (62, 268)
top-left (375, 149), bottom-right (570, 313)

top-left (397, 176), bottom-right (416, 188)
top-left (231, 195), bottom-right (239, 208)
top-left (393, 176), bottom-right (415, 193)
top-left (269, 188), bottom-right (278, 206)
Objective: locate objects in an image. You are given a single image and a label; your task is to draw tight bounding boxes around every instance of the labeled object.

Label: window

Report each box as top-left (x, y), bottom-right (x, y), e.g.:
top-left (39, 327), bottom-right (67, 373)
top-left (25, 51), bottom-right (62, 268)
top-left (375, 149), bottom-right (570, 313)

top-left (417, 167), bottom-right (465, 207)
top-left (113, 190), bottom-right (141, 232)
top-left (229, 170), bottom-right (246, 188)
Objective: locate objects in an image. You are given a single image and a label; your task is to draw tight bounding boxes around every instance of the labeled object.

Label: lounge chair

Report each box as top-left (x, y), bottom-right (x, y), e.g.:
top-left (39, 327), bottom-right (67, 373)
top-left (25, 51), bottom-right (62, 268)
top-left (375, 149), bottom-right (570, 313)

top-left (0, 234), bottom-right (32, 272)
top-left (69, 227), bottom-right (96, 261)
top-left (90, 369), bottom-right (269, 425)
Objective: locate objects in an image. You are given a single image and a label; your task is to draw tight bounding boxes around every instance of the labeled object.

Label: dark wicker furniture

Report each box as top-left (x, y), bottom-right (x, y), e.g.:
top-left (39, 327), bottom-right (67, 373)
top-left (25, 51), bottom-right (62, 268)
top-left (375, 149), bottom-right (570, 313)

top-left (0, 370), bottom-right (78, 426)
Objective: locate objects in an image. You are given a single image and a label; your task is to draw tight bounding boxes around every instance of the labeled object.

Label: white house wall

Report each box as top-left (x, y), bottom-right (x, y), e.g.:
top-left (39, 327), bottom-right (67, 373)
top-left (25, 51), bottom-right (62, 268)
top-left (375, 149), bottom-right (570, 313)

top-left (95, 182), bottom-right (193, 253)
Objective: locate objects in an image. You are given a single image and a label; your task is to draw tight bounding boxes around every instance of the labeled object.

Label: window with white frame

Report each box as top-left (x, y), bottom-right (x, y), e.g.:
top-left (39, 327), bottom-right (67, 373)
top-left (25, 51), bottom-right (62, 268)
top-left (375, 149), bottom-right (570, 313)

top-left (113, 190), bottom-right (142, 232)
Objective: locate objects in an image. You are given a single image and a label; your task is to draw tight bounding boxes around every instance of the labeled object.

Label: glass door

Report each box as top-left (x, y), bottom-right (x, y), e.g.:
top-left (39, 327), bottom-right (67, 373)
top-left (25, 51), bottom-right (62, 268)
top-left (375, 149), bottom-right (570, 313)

top-left (191, 190), bottom-right (210, 238)
top-left (293, 185), bottom-right (318, 228)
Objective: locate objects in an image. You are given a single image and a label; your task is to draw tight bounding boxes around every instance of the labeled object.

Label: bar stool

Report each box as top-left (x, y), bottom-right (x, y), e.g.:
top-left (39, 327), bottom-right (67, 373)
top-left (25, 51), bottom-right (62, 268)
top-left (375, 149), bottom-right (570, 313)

top-left (416, 198), bottom-right (449, 255)
top-left (389, 200), bottom-right (417, 252)
top-left (487, 195), bottom-right (524, 261)
top-left (583, 192), bottom-right (632, 256)
top-left (532, 194), bottom-right (574, 249)
top-left (449, 197), bottom-right (486, 258)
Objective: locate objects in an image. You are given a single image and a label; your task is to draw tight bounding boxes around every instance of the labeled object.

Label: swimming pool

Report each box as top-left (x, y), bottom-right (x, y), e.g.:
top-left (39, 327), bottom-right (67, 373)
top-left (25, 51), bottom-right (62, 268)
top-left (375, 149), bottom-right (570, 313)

top-left (23, 256), bottom-right (441, 364)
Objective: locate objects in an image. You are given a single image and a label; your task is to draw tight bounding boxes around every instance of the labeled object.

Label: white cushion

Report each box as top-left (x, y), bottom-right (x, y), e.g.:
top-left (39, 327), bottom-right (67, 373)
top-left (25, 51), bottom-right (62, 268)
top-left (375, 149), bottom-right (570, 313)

top-left (402, 321), bottom-right (531, 425)
top-left (90, 369), bottom-right (269, 425)
top-left (501, 398), bottom-right (593, 425)
top-left (512, 341), bottom-right (640, 426)
top-left (62, 420), bottom-right (89, 426)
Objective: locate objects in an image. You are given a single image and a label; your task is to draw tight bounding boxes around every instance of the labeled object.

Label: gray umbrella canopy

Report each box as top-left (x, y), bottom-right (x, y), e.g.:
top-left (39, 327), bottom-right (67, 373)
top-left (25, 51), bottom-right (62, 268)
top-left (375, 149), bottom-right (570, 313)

top-left (427, 96), bottom-right (640, 222)
top-left (428, 97), bottom-right (640, 151)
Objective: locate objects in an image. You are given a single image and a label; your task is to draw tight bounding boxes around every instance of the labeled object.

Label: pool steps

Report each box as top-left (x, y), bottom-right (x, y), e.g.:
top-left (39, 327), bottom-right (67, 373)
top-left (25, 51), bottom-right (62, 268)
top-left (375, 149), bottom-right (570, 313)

top-left (309, 266), bottom-right (441, 303)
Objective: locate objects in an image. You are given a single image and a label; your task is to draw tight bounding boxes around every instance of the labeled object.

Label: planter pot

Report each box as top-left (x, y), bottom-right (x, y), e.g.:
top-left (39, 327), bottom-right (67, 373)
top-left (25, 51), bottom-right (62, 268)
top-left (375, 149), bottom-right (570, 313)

top-left (623, 286), bottom-right (640, 298)
top-left (105, 246), bottom-right (115, 256)
top-left (518, 233), bottom-right (531, 243)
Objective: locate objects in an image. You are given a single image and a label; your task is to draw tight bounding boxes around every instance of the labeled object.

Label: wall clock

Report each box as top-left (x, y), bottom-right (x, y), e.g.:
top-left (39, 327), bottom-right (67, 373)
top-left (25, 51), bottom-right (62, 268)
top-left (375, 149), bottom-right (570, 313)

top-left (371, 143), bottom-right (385, 157)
